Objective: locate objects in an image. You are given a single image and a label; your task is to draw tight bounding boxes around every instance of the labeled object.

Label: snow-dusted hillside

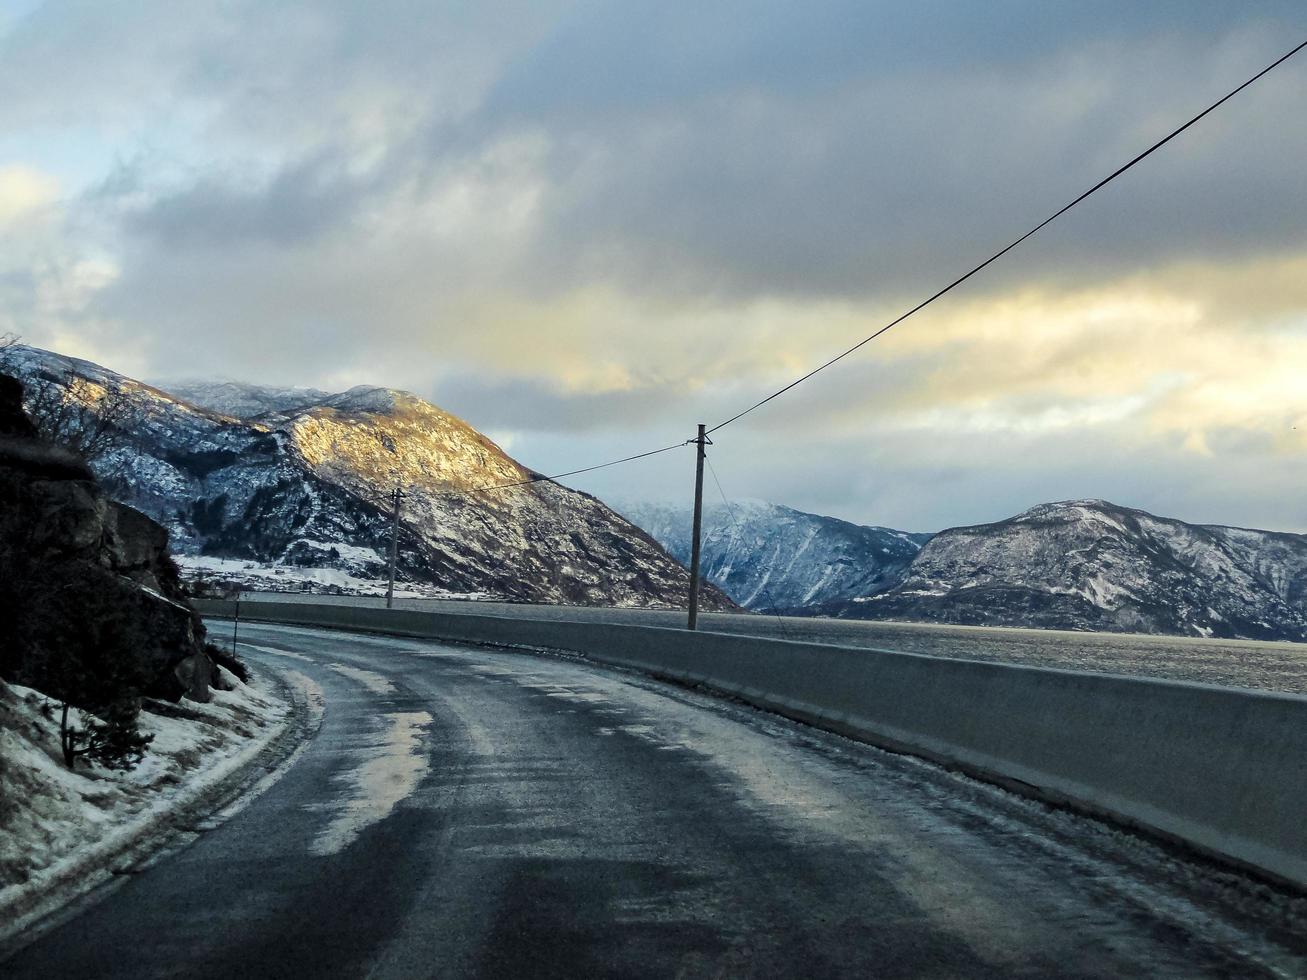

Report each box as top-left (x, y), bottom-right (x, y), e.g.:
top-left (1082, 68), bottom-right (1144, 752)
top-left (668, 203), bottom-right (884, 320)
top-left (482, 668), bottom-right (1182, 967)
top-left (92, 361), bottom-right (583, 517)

top-left (165, 380), bottom-right (332, 419)
top-left (5, 347), bottom-right (728, 609)
top-left (843, 499), bottom-right (1307, 641)
top-left (617, 499), bottom-right (930, 611)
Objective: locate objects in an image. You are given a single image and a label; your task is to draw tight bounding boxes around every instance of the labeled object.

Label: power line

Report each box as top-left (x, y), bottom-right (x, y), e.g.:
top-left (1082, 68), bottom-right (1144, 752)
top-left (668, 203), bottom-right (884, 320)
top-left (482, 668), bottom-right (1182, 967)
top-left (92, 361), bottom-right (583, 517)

top-left (429, 37), bottom-right (1306, 498)
top-left (466, 439), bottom-right (692, 494)
top-left (707, 37), bottom-right (1307, 435)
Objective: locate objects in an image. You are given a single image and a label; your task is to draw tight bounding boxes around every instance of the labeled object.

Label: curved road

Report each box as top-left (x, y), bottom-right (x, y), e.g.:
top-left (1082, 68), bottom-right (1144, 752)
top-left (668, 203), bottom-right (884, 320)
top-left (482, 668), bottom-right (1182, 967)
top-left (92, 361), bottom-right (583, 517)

top-left (7, 623), bottom-right (1306, 978)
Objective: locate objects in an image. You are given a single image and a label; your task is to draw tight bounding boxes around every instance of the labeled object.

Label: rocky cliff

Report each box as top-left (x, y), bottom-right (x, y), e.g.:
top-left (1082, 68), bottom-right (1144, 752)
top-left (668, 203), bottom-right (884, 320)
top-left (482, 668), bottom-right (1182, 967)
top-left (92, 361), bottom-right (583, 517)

top-left (0, 373), bottom-right (216, 702)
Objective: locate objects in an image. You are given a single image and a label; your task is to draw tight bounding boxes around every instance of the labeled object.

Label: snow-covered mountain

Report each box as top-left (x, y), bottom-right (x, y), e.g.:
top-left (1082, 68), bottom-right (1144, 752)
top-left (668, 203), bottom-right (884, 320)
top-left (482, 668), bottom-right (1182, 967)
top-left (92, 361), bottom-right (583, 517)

top-left (4, 347), bottom-right (731, 609)
top-left (617, 499), bottom-right (931, 611)
top-left (839, 499), bottom-right (1307, 641)
top-left (163, 380), bottom-right (333, 419)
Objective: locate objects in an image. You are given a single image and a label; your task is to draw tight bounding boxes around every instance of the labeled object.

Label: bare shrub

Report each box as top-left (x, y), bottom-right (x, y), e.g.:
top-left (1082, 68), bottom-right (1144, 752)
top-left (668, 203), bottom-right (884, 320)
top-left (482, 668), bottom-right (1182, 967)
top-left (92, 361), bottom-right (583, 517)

top-left (21, 373), bottom-right (142, 466)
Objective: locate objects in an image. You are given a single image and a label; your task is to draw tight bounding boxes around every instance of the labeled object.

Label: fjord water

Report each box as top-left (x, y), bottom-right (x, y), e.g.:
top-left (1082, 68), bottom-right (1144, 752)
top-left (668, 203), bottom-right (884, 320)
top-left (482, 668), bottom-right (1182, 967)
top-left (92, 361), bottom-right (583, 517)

top-left (242, 594), bottom-right (1307, 695)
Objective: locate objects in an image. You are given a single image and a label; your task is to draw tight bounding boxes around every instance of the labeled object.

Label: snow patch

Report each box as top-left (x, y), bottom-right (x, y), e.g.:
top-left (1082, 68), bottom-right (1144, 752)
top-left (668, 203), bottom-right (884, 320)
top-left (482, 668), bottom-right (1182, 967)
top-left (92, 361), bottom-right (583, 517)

top-left (308, 711), bottom-right (432, 856)
top-left (240, 642), bottom-right (314, 663)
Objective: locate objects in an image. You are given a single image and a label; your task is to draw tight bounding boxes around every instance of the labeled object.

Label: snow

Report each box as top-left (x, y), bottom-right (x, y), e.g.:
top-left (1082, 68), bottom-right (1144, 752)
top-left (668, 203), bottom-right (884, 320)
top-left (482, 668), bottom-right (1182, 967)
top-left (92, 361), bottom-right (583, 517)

top-left (133, 581), bottom-right (193, 612)
top-left (891, 531), bottom-right (929, 549)
top-left (160, 380), bottom-right (335, 419)
top-left (618, 498), bottom-right (927, 610)
top-left (318, 385), bottom-right (401, 415)
top-left (0, 671), bottom-right (289, 901)
top-left (176, 555), bottom-right (438, 598)
top-left (1072, 573), bottom-right (1133, 609)
top-left (1016, 499), bottom-right (1131, 535)
top-left (308, 710), bottom-right (432, 856)
top-left (290, 539), bottom-right (383, 565)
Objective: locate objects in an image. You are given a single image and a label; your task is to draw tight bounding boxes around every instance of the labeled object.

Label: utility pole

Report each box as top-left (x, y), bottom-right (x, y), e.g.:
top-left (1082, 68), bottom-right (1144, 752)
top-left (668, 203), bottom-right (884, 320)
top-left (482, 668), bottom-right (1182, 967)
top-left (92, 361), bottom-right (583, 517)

top-left (232, 591), bottom-right (240, 655)
top-left (687, 423), bottom-right (708, 630)
top-left (386, 482), bottom-right (403, 609)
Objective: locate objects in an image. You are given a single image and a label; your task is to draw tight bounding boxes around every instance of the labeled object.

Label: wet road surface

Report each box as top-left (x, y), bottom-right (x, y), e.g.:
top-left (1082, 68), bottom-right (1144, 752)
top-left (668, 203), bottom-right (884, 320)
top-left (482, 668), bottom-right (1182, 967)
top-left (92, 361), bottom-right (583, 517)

top-left (7, 623), bottom-right (1306, 978)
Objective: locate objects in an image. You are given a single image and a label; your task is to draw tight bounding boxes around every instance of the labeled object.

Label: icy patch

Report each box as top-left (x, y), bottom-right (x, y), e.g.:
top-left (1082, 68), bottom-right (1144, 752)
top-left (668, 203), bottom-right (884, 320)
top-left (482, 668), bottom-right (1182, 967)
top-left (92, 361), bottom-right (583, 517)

top-left (466, 664), bottom-right (520, 676)
top-left (241, 642), bottom-right (314, 663)
top-left (612, 723), bottom-right (686, 750)
top-left (326, 664), bottom-right (395, 696)
top-left (542, 689), bottom-right (612, 704)
top-left (282, 671), bottom-right (326, 729)
top-left (309, 711), bottom-right (432, 856)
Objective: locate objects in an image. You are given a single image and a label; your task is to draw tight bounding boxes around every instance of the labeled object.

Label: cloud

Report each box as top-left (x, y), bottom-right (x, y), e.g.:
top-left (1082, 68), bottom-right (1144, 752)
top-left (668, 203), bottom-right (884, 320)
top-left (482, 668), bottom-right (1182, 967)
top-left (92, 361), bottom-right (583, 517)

top-left (467, 1), bottom-right (1307, 305)
top-left (0, 164), bottom-right (58, 226)
top-left (126, 159), bottom-right (370, 248)
top-left (3, 1), bottom-right (1306, 532)
top-left (0, 161), bottom-right (138, 373)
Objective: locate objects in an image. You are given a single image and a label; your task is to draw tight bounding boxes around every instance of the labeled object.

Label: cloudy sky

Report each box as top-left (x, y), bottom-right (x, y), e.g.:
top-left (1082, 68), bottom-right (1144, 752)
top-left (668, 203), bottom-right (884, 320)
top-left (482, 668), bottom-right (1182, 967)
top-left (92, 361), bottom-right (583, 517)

top-left (3, 1), bottom-right (1306, 532)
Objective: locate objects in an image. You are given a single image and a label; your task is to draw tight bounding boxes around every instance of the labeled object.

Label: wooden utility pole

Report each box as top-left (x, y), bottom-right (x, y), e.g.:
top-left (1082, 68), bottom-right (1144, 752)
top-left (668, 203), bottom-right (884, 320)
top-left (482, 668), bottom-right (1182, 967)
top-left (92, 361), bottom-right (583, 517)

top-left (687, 424), bottom-right (707, 630)
top-left (386, 484), bottom-right (403, 609)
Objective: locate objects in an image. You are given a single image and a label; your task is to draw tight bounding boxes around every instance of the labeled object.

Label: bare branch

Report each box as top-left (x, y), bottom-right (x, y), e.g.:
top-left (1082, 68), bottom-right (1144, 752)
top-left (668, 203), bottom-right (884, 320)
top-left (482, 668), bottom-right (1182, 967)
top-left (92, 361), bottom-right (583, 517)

top-left (20, 370), bottom-right (143, 464)
top-left (0, 333), bottom-right (19, 377)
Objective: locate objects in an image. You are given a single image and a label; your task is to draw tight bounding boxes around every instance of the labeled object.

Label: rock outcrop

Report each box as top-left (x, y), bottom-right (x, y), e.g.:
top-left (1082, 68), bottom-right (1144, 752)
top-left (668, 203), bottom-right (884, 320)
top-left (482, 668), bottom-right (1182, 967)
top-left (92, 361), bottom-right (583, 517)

top-left (0, 373), bottom-right (215, 702)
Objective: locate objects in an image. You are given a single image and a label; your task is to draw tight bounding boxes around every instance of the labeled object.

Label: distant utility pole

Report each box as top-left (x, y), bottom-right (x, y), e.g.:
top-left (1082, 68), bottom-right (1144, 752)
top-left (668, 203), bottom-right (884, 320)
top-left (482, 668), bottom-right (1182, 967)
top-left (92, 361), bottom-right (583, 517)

top-left (386, 483), bottom-right (404, 609)
top-left (687, 423), bottom-right (709, 631)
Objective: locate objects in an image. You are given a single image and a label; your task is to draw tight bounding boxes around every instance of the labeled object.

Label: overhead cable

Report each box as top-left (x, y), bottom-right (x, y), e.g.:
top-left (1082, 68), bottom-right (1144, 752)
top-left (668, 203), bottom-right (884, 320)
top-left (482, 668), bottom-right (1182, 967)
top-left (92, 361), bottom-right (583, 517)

top-left (450, 37), bottom-right (1306, 495)
top-left (468, 439), bottom-right (691, 494)
top-left (707, 37), bottom-right (1307, 435)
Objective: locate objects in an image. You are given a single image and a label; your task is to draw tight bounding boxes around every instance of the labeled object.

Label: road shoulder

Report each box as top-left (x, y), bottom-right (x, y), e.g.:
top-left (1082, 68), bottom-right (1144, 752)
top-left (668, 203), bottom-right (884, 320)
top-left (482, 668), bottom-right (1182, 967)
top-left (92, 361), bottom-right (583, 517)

top-left (0, 660), bottom-right (320, 957)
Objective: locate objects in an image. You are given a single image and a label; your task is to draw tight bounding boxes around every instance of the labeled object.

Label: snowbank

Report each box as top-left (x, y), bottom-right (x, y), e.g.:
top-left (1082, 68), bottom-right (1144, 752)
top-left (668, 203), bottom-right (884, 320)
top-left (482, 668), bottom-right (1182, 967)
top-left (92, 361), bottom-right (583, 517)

top-left (0, 667), bottom-right (293, 936)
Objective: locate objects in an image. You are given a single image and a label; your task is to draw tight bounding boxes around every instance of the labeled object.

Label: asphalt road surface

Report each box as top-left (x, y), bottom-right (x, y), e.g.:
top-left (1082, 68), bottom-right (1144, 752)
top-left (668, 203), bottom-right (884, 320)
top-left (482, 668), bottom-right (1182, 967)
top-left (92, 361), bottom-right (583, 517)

top-left (8, 623), bottom-right (1306, 978)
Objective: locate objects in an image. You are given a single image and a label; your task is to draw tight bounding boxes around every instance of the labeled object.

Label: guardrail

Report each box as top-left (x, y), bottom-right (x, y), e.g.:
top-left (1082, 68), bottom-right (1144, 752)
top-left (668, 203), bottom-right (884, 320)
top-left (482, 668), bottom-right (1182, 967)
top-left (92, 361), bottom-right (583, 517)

top-left (195, 598), bottom-right (1307, 891)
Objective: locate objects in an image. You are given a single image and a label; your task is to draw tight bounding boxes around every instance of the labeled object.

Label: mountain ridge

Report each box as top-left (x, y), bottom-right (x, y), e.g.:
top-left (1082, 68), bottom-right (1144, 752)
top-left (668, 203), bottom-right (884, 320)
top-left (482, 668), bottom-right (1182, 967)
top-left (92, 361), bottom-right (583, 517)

top-left (620, 494), bottom-right (1307, 641)
top-left (616, 498), bottom-right (931, 611)
top-left (162, 379), bottom-right (335, 420)
top-left (4, 346), bottom-right (731, 610)
top-left (832, 498), bottom-right (1307, 640)
top-left (13, 347), bottom-right (1305, 639)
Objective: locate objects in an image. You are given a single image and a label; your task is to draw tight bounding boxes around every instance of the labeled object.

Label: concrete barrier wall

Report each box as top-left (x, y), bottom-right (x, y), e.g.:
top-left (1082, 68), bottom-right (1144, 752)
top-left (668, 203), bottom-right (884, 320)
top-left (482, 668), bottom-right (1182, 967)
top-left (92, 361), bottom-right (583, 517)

top-left (196, 598), bottom-right (1307, 890)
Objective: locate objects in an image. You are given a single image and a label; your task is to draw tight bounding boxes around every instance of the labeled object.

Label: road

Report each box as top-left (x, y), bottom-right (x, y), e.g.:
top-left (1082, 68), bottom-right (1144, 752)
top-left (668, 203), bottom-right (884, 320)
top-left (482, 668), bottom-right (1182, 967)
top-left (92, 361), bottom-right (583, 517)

top-left (7, 623), bottom-right (1306, 978)
top-left (246, 592), bottom-right (1307, 694)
